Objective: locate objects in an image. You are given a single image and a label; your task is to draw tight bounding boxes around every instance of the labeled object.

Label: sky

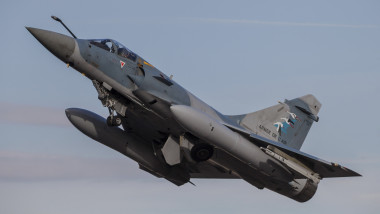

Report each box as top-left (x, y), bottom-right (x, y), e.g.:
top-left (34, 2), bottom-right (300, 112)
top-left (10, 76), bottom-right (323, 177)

top-left (1, 0), bottom-right (379, 213)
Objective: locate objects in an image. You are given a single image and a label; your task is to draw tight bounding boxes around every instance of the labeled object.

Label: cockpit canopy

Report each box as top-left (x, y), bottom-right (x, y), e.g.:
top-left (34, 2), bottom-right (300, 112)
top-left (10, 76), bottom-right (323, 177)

top-left (89, 39), bottom-right (137, 62)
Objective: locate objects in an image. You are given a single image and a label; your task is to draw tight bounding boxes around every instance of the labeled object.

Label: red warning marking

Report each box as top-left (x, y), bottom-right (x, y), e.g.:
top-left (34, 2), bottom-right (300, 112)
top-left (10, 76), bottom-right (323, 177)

top-left (120, 60), bottom-right (125, 68)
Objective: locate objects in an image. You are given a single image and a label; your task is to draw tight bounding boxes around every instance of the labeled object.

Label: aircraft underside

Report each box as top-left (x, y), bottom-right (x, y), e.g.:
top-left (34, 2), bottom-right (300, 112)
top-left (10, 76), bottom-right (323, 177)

top-left (80, 80), bottom-right (319, 202)
top-left (26, 17), bottom-right (360, 203)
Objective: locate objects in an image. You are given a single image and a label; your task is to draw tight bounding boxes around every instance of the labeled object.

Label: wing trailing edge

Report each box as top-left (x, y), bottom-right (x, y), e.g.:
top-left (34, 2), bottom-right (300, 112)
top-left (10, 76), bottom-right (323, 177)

top-left (222, 123), bottom-right (361, 178)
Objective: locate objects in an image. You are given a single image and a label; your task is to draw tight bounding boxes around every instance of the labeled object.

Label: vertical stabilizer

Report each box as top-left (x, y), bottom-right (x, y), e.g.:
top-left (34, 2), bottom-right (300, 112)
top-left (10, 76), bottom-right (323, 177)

top-left (228, 94), bottom-right (321, 150)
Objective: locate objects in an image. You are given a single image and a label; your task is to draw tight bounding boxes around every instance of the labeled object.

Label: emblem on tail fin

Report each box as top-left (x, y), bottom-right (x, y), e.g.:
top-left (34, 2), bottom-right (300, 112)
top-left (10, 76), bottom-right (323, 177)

top-left (287, 111), bottom-right (300, 121)
top-left (273, 122), bottom-right (283, 135)
top-left (274, 111), bottom-right (300, 135)
top-left (281, 118), bottom-right (294, 128)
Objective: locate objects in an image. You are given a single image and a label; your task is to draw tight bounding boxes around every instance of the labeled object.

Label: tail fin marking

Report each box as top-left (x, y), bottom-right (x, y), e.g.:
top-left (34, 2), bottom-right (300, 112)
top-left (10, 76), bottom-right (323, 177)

top-left (228, 94), bottom-right (321, 150)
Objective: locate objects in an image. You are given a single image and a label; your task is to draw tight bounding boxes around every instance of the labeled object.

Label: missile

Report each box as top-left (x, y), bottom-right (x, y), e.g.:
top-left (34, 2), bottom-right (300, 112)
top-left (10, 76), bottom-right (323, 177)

top-left (65, 108), bottom-right (189, 185)
top-left (170, 105), bottom-right (294, 182)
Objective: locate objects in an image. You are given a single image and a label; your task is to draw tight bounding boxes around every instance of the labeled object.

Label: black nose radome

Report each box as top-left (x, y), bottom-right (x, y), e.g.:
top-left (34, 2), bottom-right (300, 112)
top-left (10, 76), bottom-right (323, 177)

top-left (26, 27), bottom-right (75, 63)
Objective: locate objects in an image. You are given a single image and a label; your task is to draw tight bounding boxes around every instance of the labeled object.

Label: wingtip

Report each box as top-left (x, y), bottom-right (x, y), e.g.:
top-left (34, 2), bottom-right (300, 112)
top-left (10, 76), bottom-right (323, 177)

top-left (340, 165), bottom-right (362, 177)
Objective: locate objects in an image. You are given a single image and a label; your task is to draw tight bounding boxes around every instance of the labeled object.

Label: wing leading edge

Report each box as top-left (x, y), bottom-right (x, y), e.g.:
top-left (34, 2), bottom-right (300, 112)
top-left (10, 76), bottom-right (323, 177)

top-left (222, 123), bottom-right (361, 178)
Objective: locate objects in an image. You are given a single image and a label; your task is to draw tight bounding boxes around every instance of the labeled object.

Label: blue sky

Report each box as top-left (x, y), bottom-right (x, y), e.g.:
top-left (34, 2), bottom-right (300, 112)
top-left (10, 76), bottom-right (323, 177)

top-left (1, 0), bottom-right (379, 213)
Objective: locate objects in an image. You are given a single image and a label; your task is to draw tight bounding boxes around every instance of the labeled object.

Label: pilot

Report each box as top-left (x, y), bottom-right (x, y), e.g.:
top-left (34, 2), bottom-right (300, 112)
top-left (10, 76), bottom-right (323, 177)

top-left (101, 39), bottom-right (117, 53)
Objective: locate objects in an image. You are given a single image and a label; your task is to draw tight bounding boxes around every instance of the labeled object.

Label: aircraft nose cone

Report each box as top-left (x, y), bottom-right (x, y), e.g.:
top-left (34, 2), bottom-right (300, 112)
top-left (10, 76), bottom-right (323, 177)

top-left (65, 108), bottom-right (72, 119)
top-left (26, 27), bottom-right (75, 63)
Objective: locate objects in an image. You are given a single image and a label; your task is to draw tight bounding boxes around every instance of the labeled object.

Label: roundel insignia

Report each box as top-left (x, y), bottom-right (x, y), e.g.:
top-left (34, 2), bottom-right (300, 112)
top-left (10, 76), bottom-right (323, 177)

top-left (120, 60), bottom-right (125, 68)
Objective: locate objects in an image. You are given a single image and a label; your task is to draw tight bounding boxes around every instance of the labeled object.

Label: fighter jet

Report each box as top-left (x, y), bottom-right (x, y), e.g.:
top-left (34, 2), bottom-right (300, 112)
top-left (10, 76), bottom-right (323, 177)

top-left (26, 16), bottom-right (360, 202)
